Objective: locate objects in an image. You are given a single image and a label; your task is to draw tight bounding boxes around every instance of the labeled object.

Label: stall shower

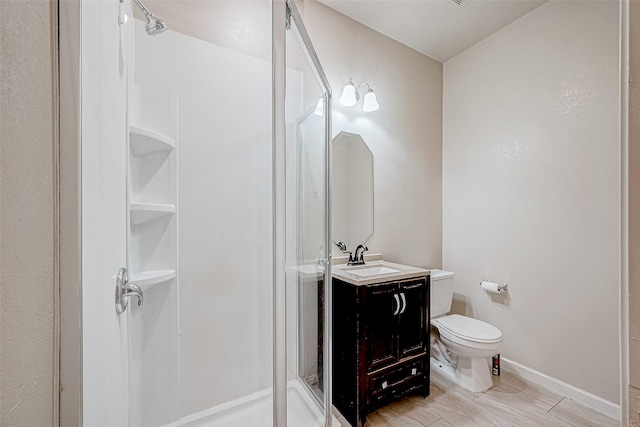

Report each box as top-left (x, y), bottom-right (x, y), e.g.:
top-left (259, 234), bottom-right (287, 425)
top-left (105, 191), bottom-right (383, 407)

top-left (63, 0), bottom-right (334, 425)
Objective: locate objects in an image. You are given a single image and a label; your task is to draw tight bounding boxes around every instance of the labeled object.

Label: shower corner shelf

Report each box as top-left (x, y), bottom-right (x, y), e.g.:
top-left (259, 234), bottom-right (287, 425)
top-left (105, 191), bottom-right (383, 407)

top-left (129, 125), bottom-right (176, 156)
top-left (130, 202), bottom-right (176, 225)
top-left (130, 269), bottom-right (176, 288)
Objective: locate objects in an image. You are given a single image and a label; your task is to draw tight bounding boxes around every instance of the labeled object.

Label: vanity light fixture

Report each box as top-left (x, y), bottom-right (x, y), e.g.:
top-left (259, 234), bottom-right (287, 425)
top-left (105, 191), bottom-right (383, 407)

top-left (362, 88), bottom-right (380, 112)
top-left (339, 78), bottom-right (379, 112)
top-left (339, 79), bottom-right (358, 106)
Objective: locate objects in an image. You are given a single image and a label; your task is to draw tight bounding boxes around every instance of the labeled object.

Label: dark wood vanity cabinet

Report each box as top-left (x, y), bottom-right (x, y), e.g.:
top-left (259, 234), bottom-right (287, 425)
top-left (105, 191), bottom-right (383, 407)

top-left (333, 276), bottom-right (430, 427)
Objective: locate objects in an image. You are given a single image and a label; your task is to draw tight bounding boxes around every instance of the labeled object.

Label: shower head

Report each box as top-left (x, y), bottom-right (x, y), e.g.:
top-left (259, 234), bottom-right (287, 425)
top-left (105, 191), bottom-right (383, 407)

top-left (131, 0), bottom-right (167, 36)
top-left (144, 13), bottom-right (167, 36)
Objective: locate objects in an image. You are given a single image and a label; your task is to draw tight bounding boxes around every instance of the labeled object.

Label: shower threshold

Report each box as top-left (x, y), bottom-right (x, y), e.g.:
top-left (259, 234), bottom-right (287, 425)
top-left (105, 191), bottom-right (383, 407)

top-left (164, 379), bottom-right (336, 427)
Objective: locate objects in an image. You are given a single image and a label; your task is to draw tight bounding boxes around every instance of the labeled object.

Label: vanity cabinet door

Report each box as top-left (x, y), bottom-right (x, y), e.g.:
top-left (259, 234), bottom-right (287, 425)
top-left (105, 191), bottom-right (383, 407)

top-left (365, 283), bottom-right (400, 371)
top-left (398, 278), bottom-right (429, 360)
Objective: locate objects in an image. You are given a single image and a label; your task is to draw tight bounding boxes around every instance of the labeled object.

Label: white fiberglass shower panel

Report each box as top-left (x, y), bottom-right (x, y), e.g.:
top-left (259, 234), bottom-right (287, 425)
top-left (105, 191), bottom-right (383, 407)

top-left (134, 18), bottom-right (274, 421)
top-left (127, 84), bottom-right (180, 426)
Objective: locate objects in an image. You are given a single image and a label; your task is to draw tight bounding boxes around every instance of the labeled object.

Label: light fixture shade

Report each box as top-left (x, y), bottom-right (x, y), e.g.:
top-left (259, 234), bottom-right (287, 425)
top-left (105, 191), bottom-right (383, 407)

top-left (339, 81), bottom-right (358, 107)
top-left (314, 98), bottom-right (324, 116)
top-left (362, 89), bottom-right (379, 112)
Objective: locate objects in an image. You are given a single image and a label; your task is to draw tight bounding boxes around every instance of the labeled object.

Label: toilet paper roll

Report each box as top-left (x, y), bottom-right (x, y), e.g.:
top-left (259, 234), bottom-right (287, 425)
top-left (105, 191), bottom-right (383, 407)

top-left (481, 281), bottom-right (504, 294)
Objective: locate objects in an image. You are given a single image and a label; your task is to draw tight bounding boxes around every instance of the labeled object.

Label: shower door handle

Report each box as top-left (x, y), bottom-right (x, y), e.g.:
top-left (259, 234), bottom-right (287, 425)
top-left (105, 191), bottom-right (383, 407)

top-left (115, 267), bottom-right (144, 314)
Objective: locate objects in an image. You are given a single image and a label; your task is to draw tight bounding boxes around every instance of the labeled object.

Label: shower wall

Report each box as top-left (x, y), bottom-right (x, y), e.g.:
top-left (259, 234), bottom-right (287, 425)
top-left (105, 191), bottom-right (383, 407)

top-left (134, 22), bottom-right (273, 416)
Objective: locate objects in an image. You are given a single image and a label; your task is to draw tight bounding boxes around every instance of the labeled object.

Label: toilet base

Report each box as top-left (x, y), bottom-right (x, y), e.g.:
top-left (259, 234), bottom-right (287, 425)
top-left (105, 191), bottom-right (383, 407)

top-left (430, 356), bottom-right (494, 393)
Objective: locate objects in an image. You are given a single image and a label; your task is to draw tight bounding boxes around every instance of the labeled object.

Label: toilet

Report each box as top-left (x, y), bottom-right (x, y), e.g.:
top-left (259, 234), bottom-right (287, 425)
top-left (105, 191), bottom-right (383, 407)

top-left (430, 269), bottom-right (503, 393)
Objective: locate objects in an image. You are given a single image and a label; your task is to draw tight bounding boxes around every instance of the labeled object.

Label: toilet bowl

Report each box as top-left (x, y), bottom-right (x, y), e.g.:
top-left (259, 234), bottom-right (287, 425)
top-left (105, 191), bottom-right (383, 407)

top-left (431, 313), bottom-right (503, 392)
top-left (430, 270), bottom-right (503, 393)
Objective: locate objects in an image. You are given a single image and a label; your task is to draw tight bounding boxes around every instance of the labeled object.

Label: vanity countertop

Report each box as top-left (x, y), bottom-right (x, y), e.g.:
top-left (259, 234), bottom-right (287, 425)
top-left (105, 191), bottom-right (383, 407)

top-left (332, 259), bottom-right (430, 286)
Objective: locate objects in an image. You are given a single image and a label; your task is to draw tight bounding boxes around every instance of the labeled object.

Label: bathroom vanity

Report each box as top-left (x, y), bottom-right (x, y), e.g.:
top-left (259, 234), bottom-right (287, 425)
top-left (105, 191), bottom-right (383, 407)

top-left (332, 261), bottom-right (430, 427)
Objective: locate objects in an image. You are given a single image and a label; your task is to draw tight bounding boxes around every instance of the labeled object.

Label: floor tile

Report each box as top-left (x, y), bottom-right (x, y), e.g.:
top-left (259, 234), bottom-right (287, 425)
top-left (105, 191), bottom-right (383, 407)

top-left (474, 389), bottom-right (575, 427)
top-left (548, 397), bottom-right (618, 427)
top-left (366, 411), bottom-right (393, 427)
top-left (334, 369), bottom-right (618, 427)
top-left (422, 384), bottom-right (513, 427)
top-left (426, 418), bottom-right (454, 427)
top-left (491, 370), bottom-right (564, 412)
top-left (371, 408), bottom-right (430, 427)
top-left (384, 396), bottom-right (442, 426)
top-left (429, 369), bottom-right (485, 401)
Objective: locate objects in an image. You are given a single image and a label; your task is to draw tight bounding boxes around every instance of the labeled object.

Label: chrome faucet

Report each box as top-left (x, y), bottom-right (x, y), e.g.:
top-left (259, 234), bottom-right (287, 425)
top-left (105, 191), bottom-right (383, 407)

top-left (349, 244), bottom-right (368, 266)
top-left (334, 241), bottom-right (369, 266)
top-left (334, 240), bottom-right (354, 262)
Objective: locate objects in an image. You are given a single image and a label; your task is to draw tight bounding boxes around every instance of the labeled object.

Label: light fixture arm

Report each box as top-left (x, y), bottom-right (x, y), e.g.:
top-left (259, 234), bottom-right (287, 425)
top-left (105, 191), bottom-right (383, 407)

top-left (355, 82), bottom-right (372, 92)
top-left (351, 80), bottom-right (373, 101)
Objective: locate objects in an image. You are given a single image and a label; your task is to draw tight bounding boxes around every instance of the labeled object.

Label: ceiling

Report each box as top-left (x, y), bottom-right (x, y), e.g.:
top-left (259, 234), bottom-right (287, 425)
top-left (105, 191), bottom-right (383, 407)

top-left (316, 0), bottom-right (547, 62)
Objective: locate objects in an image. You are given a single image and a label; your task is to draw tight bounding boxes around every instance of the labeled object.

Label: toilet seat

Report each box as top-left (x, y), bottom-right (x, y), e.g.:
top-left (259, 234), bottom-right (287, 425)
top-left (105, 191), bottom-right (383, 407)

top-left (433, 314), bottom-right (502, 344)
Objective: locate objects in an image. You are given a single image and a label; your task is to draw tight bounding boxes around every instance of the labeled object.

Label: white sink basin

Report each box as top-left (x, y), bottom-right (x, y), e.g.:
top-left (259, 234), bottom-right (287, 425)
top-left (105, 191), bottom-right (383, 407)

top-left (345, 266), bottom-right (400, 277)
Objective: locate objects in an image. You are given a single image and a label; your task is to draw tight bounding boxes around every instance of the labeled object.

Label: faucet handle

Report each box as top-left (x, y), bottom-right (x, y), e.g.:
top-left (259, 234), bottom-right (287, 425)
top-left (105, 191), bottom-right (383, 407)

top-left (357, 244), bottom-right (369, 261)
top-left (333, 240), bottom-right (348, 252)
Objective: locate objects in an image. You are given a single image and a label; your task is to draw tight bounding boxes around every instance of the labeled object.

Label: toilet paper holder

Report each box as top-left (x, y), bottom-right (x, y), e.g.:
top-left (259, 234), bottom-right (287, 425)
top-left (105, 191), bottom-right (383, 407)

top-left (479, 280), bottom-right (508, 293)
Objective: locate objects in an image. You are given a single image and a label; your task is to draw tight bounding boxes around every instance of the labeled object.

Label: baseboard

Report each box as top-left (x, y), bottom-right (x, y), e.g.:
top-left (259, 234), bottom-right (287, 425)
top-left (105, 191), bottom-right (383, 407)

top-left (500, 357), bottom-right (620, 421)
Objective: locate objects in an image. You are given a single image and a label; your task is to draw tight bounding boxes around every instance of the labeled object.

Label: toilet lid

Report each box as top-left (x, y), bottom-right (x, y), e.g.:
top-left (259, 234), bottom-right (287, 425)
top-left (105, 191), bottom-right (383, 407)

top-left (435, 314), bottom-right (503, 343)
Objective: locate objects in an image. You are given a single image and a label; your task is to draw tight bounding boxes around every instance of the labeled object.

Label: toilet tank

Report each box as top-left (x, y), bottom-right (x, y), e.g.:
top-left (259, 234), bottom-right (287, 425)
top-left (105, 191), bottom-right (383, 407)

top-left (430, 269), bottom-right (455, 318)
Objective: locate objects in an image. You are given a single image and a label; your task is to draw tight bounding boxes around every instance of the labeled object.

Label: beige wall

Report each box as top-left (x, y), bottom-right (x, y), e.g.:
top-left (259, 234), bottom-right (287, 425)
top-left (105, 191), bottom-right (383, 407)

top-left (303, 0), bottom-right (443, 269)
top-left (630, 0), bottom-right (640, 424)
top-left (0, 0), bottom-right (57, 426)
top-left (141, 0), bottom-right (271, 63)
top-left (632, 384), bottom-right (640, 427)
top-left (443, 1), bottom-right (620, 405)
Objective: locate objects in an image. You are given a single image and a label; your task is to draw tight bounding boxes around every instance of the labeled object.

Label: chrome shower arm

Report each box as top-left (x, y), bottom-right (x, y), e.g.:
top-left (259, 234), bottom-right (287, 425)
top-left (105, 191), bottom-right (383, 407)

top-left (131, 0), bottom-right (151, 17)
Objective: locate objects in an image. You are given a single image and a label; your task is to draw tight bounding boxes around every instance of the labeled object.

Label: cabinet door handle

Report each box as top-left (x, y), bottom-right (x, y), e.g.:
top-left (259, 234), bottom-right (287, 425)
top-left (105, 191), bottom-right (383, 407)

top-left (393, 293), bottom-right (401, 315)
top-left (400, 292), bottom-right (407, 314)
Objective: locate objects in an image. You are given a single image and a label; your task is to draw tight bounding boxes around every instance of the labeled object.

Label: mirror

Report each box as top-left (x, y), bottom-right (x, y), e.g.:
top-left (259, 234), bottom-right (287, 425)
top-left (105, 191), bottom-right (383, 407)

top-left (331, 131), bottom-right (374, 253)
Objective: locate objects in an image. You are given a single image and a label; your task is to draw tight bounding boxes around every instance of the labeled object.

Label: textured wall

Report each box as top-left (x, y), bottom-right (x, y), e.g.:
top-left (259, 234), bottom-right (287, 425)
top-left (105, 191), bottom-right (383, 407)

top-left (633, 385), bottom-right (640, 427)
top-left (303, 0), bottom-right (443, 269)
top-left (0, 0), bottom-right (57, 426)
top-left (443, 1), bottom-right (620, 404)
top-left (630, 0), bottom-right (640, 424)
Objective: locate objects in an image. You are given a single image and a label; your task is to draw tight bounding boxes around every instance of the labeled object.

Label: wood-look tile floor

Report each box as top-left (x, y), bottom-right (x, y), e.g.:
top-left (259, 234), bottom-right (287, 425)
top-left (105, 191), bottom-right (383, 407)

top-left (335, 370), bottom-right (618, 427)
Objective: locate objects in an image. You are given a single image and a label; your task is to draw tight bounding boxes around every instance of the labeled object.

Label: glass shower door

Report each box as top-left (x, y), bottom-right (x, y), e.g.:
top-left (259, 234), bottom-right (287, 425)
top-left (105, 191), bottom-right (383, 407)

top-left (284, 0), bottom-right (333, 425)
